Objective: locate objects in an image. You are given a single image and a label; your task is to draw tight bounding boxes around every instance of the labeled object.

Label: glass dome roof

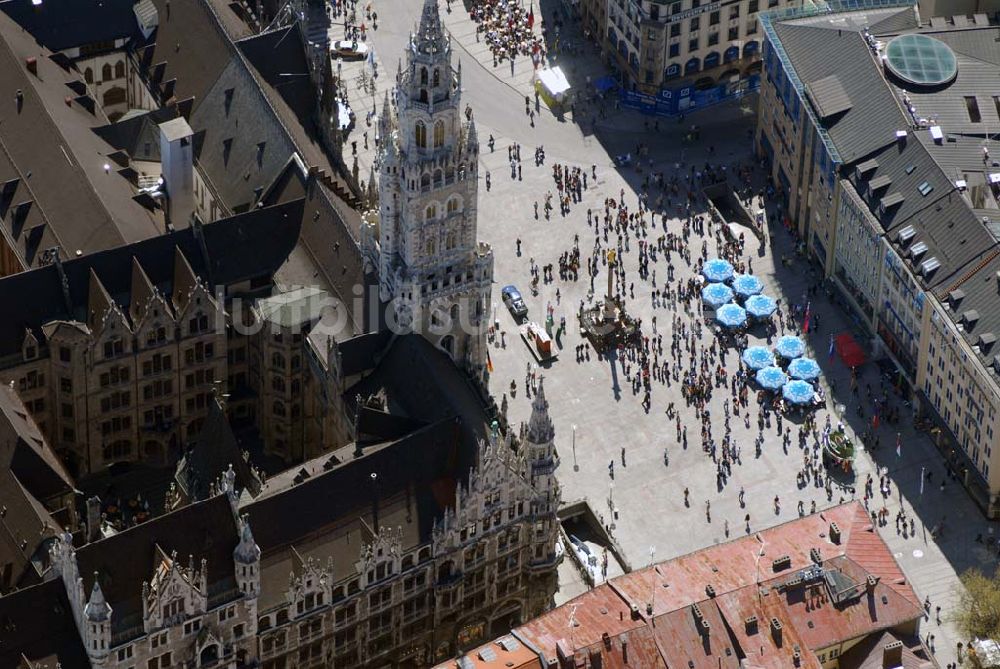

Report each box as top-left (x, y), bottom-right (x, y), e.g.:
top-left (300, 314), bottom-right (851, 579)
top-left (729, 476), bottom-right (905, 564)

top-left (885, 34), bottom-right (958, 87)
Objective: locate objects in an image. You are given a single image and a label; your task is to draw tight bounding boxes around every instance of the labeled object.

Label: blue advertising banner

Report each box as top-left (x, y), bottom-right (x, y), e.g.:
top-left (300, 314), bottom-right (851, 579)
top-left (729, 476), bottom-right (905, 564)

top-left (619, 74), bottom-right (760, 117)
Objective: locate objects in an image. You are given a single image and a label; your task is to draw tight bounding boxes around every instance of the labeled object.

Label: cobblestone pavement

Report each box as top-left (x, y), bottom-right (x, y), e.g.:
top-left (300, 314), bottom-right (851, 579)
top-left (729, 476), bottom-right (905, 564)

top-left (350, 1), bottom-right (1000, 665)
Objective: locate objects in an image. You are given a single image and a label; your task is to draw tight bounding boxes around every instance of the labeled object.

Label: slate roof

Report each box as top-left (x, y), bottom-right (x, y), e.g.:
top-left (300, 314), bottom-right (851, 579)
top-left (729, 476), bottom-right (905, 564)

top-left (337, 330), bottom-right (394, 377)
top-left (0, 0), bottom-right (141, 52)
top-left (0, 199), bottom-right (302, 358)
top-left (236, 25), bottom-right (316, 133)
top-left (504, 503), bottom-right (924, 669)
top-left (866, 5), bottom-right (920, 35)
top-left (245, 417), bottom-right (471, 553)
top-left (191, 55), bottom-right (301, 213)
top-left (806, 75), bottom-right (852, 120)
top-left (75, 494), bottom-right (239, 627)
top-left (176, 398), bottom-right (261, 502)
top-left (0, 578), bottom-right (89, 669)
top-left (244, 417), bottom-right (472, 609)
top-left (770, 17), bottom-right (910, 164)
top-left (93, 107), bottom-right (179, 164)
top-left (0, 11), bottom-right (164, 265)
top-left (344, 334), bottom-right (490, 450)
top-left (133, 0), bottom-right (234, 110)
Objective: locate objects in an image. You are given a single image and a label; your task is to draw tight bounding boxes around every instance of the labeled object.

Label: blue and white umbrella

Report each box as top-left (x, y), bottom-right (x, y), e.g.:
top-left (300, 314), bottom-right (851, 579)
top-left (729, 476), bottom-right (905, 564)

top-left (715, 303), bottom-right (747, 328)
top-left (702, 258), bottom-right (735, 283)
top-left (732, 274), bottom-right (764, 297)
top-left (756, 366), bottom-right (788, 390)
top-left (701, 283), bottom-right (735, 308)
top-left (788, 357), bottom-right (822, 381)
top-left (742, 346), bottom-right (776, 370)
top-left (775, 335), bottom-right (806, 359)
top-left (744, 294), bottom-right (777, 319)
top-left (783, 379), bottom-right (816, 405)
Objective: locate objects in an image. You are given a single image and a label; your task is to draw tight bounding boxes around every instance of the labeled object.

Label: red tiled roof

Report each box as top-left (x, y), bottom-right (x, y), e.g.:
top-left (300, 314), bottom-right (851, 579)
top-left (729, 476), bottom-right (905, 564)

top-left (780, 555), bottom-right (922, 649)
top-left (844, 503), bottom-right (920, 606)
top-left (458, 503), bottom-right (927, 669)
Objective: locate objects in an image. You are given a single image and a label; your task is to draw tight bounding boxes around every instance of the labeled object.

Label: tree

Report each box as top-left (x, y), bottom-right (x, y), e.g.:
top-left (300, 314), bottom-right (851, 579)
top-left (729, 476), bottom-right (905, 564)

top-left (954, 566), bottom-right (1000, 642)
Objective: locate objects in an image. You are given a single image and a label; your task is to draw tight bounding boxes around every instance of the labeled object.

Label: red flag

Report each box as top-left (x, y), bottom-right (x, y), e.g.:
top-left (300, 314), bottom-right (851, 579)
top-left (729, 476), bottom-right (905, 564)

top-left (487, 350), bottom-right (494, 374)
top-left (527, 2), bottom-right (535, 28)
top-left (802, 301), bottom-right (811, 334)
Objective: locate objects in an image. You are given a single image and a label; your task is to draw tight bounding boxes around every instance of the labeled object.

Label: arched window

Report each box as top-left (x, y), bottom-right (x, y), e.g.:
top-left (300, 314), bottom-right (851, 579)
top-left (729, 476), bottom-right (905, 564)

top-left (446, 231), bottom-right (456, 250)
top-left (425, 239), bottom-right (436, 256)
top-left (433, 69), bottom-right (440, 87)
top-left (114, 60), bottom-right (125, 79)
top-left (273, 401), bottom-right (286, 417)
top-left (415, 122), bottom-right (426, 148)
top-left (450, 304), bottom-right (460, 321)
top-left (433, 120), bottom-right (444, 148)
top-left (271, 352), bottom-right (285, 368)
top-left (84, 68), bottom-right (93, 84)
top-left (425, 204), bottom-right (437, 221)
top-left (102, 63), bottom-right (112, 81)
top-left (446, 197), bottom-right (459, 214)
top-left (420, 173), bottom-right (431, 190)
top-left (420, 68), bottom-right (428, 85)
top-left (271, 376), bottom-right (285, 392)
top-left (433, 169), bottom-right (443, 186)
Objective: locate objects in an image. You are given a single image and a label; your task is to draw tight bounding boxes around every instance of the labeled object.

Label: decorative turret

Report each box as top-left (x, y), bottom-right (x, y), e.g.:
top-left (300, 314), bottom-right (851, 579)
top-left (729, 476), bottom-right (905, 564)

top-left (527, 377), bottom-right (555, 445)
top-left (83, 576), bottom-right (112, 661)
top-left (234, 515), bottom-right (261, 597)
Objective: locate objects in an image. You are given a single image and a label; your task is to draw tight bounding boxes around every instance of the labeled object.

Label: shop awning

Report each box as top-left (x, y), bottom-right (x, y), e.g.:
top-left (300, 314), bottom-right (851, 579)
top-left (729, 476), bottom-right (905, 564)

top-left (835, 332), bottom-right (866, 368)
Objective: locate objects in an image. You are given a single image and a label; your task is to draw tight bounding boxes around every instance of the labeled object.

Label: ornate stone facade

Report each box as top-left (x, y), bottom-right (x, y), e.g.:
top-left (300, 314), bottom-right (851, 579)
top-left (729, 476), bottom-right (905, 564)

top-left (366, 0), bottom-right (494, 384)
top-left (253, 382), bottom-right (560, 668)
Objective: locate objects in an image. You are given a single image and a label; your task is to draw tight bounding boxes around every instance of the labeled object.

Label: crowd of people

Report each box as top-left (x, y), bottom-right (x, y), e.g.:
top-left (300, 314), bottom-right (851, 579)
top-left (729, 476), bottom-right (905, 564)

top-left (469, 0), bottom-right (547, 71)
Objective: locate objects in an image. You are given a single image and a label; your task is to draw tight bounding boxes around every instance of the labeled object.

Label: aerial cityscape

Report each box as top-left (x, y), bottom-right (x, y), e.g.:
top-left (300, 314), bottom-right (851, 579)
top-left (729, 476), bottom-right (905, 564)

top-left (0, 0), bottom-right (998, 666)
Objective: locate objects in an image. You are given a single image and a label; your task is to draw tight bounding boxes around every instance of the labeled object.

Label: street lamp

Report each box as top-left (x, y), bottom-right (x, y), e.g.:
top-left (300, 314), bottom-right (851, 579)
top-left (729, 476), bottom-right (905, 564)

top-left (648, 546), bottom-right (656, 613)
top-left (572, 424), bottom-right (578, 471)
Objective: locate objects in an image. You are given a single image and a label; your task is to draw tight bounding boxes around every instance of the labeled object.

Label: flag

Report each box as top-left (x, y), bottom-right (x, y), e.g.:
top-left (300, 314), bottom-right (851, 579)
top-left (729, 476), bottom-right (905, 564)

top-left (527, 2), bottom-right (535, 28)
top-left (487, 351), bottom-right (494, 374)
top-left (802, 301), bottom-right (811, 334)
top-left (828, 334), bottom-right (835, 361)
top-left (896, 432), bottom-right (902, 457)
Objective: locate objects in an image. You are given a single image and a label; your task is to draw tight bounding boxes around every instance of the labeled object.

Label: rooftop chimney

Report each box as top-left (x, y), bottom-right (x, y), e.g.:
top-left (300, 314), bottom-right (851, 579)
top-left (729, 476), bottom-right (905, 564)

top-left (829, 521), bottom-right (841, 544)
top-left (158, 117), bottom-right (195, 228)
top-left (770, 618), bottom-right (783, 647)
top-left (883, 640), bottom-right (903, 668)
top-left (745, 616), bottom-right (758, 635)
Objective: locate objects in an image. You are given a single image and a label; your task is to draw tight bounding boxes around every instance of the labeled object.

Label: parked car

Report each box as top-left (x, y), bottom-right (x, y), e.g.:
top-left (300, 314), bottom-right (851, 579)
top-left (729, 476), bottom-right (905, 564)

top-left (331, 40), bottom-right (369, 59)
top-left (501, 285), bottom-right (528, 320)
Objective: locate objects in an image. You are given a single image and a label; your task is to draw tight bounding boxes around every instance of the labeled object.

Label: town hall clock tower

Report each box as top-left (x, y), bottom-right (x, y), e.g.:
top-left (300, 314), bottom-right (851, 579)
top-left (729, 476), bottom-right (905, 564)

top-left (369, 0), bottom-right (494, 385)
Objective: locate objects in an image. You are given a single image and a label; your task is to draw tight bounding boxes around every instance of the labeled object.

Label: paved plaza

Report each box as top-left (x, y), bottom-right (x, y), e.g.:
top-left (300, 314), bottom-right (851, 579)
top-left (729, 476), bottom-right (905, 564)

top-left (339, 1), bottom-right (1000, 665)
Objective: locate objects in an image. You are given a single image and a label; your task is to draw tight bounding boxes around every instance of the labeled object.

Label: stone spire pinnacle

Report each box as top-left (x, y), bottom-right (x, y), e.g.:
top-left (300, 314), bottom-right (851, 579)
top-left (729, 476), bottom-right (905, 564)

top-left (234, 515), bottom-right (261, 564)
top-left (413, 0), bottom-right (447, 58)
top-left (527, 377), bottom-right (554, 444)
top-left (84, 575), bottom-right (111, 622)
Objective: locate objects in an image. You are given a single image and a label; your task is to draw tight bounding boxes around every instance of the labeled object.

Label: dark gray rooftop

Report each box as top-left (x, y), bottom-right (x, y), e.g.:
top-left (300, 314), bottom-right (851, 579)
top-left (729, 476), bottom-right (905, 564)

top-left (772, 21), bottom-right (909, 164)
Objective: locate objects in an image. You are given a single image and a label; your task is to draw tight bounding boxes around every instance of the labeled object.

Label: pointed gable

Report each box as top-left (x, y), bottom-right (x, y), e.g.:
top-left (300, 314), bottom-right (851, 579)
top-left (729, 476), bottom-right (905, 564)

top-left (129, 256), bottom-right (156, 326)
top-left (171, 246), bottom-right (198, 315)
top-left (86, 269), bottom-right (114, 333)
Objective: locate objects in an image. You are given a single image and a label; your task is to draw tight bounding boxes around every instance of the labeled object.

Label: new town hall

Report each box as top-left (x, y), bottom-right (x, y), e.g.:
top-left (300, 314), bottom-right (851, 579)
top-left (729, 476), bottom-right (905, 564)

top-left (0, 0), bottom-right (562, 667)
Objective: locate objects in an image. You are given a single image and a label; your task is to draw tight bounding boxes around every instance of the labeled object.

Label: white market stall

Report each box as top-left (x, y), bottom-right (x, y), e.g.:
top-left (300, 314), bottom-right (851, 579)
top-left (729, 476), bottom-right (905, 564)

top-left (535, 66), bottom-right (571, 108)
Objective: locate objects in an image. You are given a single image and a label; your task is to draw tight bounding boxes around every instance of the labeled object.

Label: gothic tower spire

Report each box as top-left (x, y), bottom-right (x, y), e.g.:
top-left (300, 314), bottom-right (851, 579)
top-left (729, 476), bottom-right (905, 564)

top-left (527, 377), bottom-right (555, 445)
top-left (414, 0), bottom-right (447, 58)
top-left (372, 0), bottom-right (494, 386)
